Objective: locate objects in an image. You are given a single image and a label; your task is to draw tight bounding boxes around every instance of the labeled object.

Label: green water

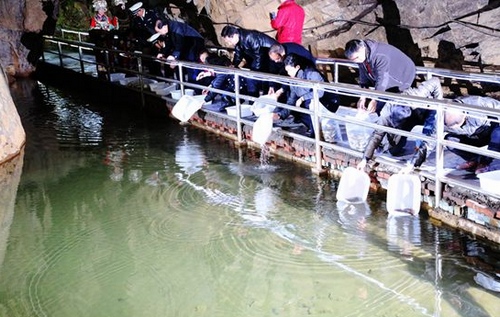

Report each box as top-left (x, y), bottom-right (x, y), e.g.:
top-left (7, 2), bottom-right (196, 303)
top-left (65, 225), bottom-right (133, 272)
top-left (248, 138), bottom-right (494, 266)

top-left (0, 79), bottom-right (498, 317)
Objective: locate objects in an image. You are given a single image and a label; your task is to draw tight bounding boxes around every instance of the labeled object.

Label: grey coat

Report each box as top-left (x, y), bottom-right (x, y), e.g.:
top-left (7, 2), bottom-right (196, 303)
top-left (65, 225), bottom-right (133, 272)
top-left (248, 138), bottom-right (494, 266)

top-left (359, 40), bottom-right (416, 92)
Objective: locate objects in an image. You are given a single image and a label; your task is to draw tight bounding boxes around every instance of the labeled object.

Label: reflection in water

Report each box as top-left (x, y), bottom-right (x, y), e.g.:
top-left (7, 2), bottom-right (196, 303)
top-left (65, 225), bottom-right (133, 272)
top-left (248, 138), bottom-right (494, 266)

top-left (1, 79), bottom-right (499, 317)
top-left (386, 214), bottom-right (422, 259)
top-left (175, 129), bottom-right (207, 176)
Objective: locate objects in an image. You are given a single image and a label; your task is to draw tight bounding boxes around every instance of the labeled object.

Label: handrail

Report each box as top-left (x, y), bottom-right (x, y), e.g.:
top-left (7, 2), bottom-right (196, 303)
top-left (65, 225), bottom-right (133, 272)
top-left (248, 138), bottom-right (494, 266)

top-left (58, 28), bottom-right (500, 86)
top-left (41, 35), bottom-right (500, 204)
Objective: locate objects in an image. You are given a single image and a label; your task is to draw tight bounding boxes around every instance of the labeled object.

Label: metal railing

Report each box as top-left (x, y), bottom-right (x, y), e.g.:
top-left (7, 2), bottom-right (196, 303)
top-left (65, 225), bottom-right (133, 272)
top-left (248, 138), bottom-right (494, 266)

top-left (41, 35), bottom-right (500, 204)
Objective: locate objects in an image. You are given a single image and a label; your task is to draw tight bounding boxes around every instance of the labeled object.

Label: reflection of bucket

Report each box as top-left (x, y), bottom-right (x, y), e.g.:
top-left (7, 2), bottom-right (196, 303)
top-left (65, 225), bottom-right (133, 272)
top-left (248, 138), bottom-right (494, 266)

top-left (386, 174), bottom-right (421, 215)
top-left (336, 167), bottom-right (370, 203)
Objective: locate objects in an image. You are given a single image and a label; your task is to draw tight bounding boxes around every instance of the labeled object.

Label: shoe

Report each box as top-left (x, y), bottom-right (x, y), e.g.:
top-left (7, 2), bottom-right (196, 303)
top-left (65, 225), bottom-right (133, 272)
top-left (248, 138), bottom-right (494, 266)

top-left (456, 161), bottom-right (478, 171)
top-left (475, 164), bottom-right (490, 174)
top-left (304, 129), bottom-right (315, 138)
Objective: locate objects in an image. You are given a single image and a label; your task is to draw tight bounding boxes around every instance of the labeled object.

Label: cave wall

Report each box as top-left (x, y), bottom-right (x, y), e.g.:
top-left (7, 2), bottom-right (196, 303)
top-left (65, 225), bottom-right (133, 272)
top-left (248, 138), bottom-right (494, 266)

top-left (0, 66), bottom-right (26, 163)
top-left (0, 0), bottom-right (48, 76)
top-left (200, 0), bottom-right (500, 67)
top-left (0, 0), bottom-right (499, 76)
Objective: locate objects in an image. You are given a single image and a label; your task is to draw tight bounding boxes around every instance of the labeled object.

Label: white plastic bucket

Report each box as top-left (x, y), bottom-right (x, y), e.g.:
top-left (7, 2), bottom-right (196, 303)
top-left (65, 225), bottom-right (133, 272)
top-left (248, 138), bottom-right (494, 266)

top-left (336, 167), bottom-right (371, 204)
top-left (477, 170), bottom-right (500, 195)
top-left (252, 112), bottom-right (274, 145)
top-left (386, 174), bottom-right (421, 215)
top-left (171, 89), bottom-right (195, 100)
top-left (171, 95), bottom-right (204, 122)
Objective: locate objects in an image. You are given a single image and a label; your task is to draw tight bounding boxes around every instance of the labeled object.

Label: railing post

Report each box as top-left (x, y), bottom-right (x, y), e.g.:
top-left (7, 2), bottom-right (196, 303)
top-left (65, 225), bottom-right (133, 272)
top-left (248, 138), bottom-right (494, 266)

top-left (104, 50), bottom-right (111, 79)
top-left (136, 54), bottom-right (145, 107)
top-left (57, 42), bottom-right (63, 67)
top-left (312, 85), bottom-right (323, 174)
top-left (234, 73), bottom-right (243, 143)
top-left (78, 46), bottom-right (84, 74)
top-left (434, 106), bottom-right (445, 207)
top-left (178, 62), bottom-right (185, 93)
top-left (334, 62), bottom-right (339, 83)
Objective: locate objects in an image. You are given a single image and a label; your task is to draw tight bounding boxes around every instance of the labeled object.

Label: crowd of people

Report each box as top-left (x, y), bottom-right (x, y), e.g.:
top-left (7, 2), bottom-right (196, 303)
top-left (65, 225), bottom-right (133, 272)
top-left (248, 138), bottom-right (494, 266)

top-left (86, 0), bottom-right (499, 175)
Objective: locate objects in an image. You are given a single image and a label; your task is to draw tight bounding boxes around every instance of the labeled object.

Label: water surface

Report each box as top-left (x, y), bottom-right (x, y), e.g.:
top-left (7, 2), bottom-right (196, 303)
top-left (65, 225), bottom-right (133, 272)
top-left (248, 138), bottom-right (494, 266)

top-left (1, 79), bottom-right (499, 317)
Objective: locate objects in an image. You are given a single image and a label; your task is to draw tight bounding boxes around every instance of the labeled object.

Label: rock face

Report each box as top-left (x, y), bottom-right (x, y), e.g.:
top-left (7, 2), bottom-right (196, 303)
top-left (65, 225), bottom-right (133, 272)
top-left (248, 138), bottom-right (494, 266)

top-left (0, 67), bottom-right (26, 164)
top-left (201, 0), bottom-right (500, 68)
top-left (0, 0), bottom-right (49, 76)
top-left (0, 0), bottom-right (499, 76)
top-left (0, 66), bottom-right (25, 163)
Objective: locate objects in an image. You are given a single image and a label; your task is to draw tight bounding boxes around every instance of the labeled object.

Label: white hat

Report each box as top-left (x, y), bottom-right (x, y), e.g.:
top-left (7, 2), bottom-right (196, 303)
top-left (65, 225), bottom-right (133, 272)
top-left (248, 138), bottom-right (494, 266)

top-left (129, 2), bottom-right (143, 15)
top-left (112, 0), bottom-right (127, 6)
top-left (92, 0), bottom-right (108, 11)
top-left (147, 33), bottom-right (161, 43)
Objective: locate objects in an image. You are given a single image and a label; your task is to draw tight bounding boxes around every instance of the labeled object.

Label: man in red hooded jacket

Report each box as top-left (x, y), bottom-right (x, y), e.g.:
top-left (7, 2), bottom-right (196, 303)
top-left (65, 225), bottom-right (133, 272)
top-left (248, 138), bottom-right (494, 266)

top-left (270, 0), bottom-right (305, 44)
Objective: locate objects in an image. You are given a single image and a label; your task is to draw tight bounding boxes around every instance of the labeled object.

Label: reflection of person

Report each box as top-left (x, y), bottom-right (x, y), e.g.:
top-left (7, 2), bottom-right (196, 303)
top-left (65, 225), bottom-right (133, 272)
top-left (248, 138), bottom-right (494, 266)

top-left (270, 0), bottom-right (305, 44)
top-left (221, 25), bottom-right (278, 97)
top-left (344, 39), bottom-right (416, 114)
top-left (444, 96), bottom-right (500, 174)
top-left (357, 77), bottom-right (443, 171)
top-left (104, 148), bottom-right (127, 182)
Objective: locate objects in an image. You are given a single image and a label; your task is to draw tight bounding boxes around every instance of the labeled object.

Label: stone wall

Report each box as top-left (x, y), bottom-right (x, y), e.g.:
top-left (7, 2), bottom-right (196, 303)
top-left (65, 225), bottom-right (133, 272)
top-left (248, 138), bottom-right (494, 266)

top-left (0, 0), bottom-right (47, 77)
top-left (0, 67), bottom-right (26, 163)
top-left (199, 0), bottom-right (500, 68)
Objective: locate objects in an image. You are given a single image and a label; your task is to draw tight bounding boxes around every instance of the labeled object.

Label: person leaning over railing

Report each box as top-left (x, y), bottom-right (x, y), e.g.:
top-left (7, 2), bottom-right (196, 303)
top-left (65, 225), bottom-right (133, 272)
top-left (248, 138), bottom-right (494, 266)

top-left (344, 39), bottom-right (416, 115)
top-left (268, 42), bottom-right (316, 100)
top-left (221, 25), bottom-right (278, 98)
top-left (270, 54), bottom-right (339, 138)
top-left (444, 96), bottom-right (500, 174)
top-left (357, 77), bottom-right (443, 172)
top-left (153, 17), bottom-right (206, 82)
top-left (196, 49), bottom-right (247, 108)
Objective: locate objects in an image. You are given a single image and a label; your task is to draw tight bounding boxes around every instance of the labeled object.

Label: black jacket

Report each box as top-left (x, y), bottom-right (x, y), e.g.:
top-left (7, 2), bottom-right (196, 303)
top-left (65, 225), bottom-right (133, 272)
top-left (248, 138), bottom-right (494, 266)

top-left (233, 29), bottom-right (277, 71)
top-left (158, 19), bottom-right (204, 61)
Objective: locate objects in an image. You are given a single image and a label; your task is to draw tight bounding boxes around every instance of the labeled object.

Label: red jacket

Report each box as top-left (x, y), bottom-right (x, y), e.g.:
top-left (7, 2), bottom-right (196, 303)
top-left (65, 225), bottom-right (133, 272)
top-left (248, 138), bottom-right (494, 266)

top-left (270, 0), bottom-right (305, 44)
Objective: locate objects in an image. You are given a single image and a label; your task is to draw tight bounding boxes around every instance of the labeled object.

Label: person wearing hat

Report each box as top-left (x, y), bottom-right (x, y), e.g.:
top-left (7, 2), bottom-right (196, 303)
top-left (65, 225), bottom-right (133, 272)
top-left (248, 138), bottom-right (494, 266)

top-left (128, 2), bottom-right (163, 75)
top-left (129, 2), bottom-right (159, 36)
top-left (89, 0), bottom-right (119, 79)
top-left (90, 1), bottom-right (118, 31)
